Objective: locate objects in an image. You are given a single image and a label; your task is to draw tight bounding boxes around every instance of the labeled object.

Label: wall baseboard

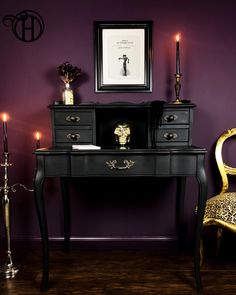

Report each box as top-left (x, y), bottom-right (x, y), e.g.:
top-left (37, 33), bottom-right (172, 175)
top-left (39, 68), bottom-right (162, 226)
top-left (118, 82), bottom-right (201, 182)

top-left (53, 236), bottom-right (177, 242)
top-left (12, 235), bottom-right (177, 242)
top-left (7, 236), bottom-right (179, 250)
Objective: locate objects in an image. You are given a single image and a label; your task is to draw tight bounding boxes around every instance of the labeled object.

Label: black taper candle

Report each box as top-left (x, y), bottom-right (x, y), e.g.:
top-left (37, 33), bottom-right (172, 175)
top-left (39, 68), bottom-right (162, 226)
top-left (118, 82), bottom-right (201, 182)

top-left (2, 114), bottom-right (8, 153)
top-left (176, 34), bottom-right (180, 75)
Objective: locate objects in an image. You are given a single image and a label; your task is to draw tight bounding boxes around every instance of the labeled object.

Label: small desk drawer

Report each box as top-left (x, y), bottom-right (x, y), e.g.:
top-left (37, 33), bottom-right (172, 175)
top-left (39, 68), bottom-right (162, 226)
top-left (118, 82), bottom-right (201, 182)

top-left (156, 127), bottom-right (189, 146)
top-left (54, 110), bottom-right (93, 126)
top-left (55, 129), bottom-right (93, 143)
top-left (71, 154), bottom-right (156, 176)
top-left (161, 110), bottom-right (190, 125)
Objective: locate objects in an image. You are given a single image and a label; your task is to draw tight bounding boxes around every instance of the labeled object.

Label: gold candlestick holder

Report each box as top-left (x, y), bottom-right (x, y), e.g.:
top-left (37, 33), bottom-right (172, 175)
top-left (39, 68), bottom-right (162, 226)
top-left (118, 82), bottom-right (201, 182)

top-left (0, 152), bottom-right (33, 278)
top-left (173, 73), bottom-right (183, 104)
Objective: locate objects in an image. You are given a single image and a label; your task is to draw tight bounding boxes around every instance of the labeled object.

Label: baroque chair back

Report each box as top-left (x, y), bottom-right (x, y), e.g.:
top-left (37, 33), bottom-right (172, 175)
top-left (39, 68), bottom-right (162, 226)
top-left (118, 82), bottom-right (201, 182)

top-left (215, 128), bottom-right (236, 194)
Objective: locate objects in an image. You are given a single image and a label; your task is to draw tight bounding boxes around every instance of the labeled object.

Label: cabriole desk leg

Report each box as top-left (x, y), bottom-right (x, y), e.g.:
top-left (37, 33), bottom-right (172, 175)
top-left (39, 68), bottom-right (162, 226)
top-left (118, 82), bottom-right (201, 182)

top-left (195, 162), bottom-right (207, 293)
top-left (34, 169), bottom-right (49, 292)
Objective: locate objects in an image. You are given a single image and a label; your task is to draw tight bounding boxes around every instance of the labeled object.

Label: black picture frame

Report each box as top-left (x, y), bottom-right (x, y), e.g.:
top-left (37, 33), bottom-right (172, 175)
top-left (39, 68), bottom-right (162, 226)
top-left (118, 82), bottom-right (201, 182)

top-left (94, 21), bottom-right (153, 93)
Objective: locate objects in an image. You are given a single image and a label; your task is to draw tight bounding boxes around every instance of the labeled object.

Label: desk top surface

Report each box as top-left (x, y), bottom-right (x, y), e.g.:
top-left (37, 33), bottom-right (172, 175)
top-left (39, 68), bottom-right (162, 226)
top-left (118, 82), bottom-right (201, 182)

top-left (49, 101), bottom-right (196, 109)
top-left (34, 146), bottom-right (207, 155)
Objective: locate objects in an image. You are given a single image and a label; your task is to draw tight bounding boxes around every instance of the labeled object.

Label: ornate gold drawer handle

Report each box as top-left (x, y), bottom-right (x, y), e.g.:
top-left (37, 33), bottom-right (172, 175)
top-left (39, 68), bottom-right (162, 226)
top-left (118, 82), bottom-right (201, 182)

top-left (164, 132), bottom-right (178, 140)
top-left (106, 159), bottom-right (135, 170)
top-left (164, 114), bottom-right (178, 122)
top-left (66, 115), bottom-right (80, 123)
top-left (67, 133), bottom-right (80, 140)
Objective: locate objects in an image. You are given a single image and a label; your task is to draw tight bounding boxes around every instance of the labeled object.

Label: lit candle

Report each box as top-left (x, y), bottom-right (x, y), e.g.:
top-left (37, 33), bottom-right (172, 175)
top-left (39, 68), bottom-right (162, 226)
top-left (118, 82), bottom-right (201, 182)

top-left (35, 131), bottom-right (41, 149)
top-left (2, 113), bottom-right (8, 153)
top-left (176, 34), bottom-right (181, 75)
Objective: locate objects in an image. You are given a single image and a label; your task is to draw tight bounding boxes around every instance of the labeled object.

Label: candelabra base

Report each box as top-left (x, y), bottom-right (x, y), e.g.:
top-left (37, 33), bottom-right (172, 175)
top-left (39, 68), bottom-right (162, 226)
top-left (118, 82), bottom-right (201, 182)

top-left (172, 98), bottom-right (183, 104)
top-left (0, 263), bottom-right (19, 278)
top-left (0, 251), bottom-right (19, 278)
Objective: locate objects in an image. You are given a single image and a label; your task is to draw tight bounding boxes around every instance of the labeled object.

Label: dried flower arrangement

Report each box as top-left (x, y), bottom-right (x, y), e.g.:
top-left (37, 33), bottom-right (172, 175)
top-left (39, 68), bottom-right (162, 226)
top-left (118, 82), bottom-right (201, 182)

top-left (58, 61), bottom-right (81, 84)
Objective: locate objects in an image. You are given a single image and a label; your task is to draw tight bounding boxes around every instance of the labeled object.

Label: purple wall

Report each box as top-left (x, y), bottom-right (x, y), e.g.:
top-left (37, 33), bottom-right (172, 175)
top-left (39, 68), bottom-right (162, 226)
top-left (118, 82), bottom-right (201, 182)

top-left (1, 0), bottom-right (236, 242)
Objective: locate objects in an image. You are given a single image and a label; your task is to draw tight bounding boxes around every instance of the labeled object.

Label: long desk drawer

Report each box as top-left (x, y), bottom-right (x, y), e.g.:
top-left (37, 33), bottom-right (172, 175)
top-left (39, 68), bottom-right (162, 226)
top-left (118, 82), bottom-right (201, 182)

top-left (71, 154), bottom-right (156, 176)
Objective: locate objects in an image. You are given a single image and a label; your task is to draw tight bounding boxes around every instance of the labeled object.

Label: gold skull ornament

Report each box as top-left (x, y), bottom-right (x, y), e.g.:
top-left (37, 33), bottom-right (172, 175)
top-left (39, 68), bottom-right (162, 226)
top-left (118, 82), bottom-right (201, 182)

top-left (114, 122), bottom-right (131, 148)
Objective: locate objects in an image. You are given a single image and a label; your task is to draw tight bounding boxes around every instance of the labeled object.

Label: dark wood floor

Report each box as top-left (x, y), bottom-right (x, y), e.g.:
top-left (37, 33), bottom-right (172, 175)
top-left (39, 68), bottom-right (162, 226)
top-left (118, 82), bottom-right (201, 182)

top-left (0, 240), bottom-right (236, 295)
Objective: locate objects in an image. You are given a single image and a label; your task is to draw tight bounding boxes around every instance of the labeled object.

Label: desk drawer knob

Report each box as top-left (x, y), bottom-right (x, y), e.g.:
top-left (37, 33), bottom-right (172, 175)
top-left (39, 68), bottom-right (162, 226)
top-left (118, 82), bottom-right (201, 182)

top-left (164, 114), bottom-right (178, 122)
top-left (66, 115), bottom-right (80, 123)
top-left (164, 132), bottom-right (178, 140)
top-left (67, 133), bottom-right (80, 141)
top-left (106, 159), bottom-right (135, 170)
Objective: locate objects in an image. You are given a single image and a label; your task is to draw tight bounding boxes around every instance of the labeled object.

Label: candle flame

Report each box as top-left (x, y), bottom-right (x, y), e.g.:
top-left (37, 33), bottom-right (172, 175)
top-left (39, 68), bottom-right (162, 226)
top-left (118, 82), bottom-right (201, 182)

top-left (35, 131), bottom-right (41, 140)
top-left (2, 113), bottom-right (9, 122)
top-left (176, 34), bottom-right (180, 42)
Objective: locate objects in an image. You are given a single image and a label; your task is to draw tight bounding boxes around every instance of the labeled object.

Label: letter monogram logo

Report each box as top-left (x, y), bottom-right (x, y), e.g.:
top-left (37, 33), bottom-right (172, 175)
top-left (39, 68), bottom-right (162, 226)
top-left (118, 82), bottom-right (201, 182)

top-left (2, 10), bottom-right (44, 42)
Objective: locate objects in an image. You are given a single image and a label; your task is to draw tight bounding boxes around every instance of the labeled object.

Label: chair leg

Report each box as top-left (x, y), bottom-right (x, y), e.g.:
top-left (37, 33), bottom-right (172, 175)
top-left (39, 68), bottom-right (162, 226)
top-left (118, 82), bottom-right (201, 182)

top-left (216, 227), bottom-right (223, 256)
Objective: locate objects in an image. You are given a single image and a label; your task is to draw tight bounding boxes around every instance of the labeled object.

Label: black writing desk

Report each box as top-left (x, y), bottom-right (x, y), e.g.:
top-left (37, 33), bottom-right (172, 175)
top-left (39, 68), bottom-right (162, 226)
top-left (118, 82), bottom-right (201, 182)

top-left (34, 146), bottom-right (207, 292)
